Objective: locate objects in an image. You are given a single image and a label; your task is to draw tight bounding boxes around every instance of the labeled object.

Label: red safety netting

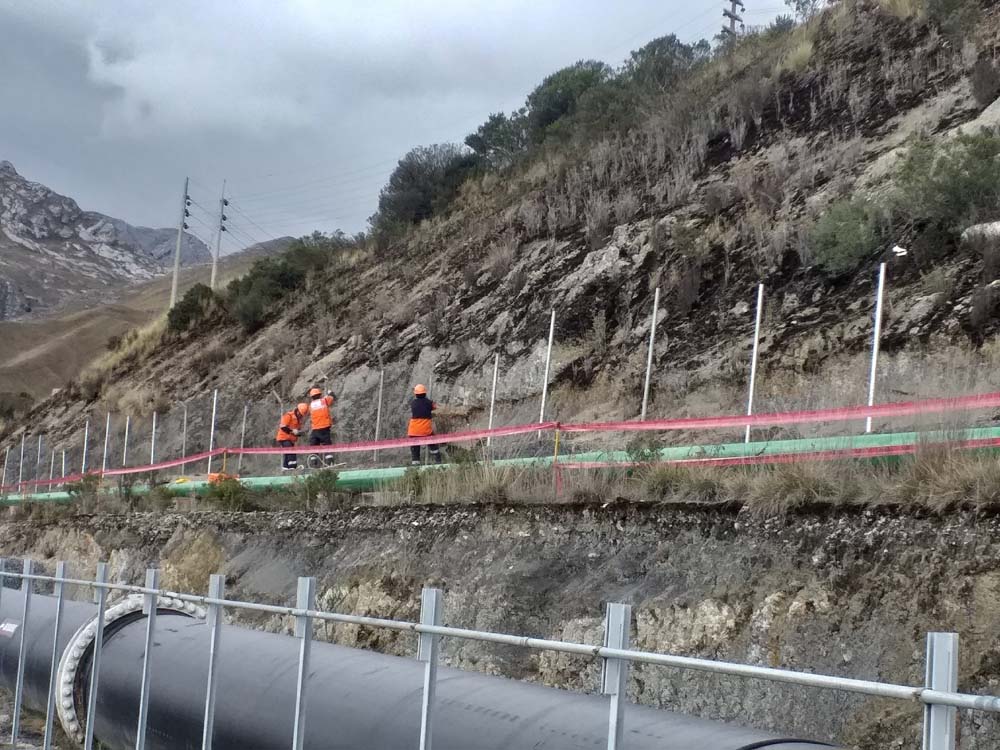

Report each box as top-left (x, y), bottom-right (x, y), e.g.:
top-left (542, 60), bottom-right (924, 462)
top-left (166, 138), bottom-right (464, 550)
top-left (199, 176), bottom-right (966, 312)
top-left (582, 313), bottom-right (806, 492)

top-left (3, 391), bottom-right (999, 494)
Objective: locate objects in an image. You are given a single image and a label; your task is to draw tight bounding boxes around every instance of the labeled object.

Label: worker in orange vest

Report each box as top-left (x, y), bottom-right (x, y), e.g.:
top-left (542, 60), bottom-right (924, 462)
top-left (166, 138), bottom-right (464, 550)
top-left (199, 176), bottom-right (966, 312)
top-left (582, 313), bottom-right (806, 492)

top-left (275, 403), bottom-right (309, 471)
top-left (307, 386), bottom-right (336, 465)
top-left (408, 384), bottom-right (442, 465)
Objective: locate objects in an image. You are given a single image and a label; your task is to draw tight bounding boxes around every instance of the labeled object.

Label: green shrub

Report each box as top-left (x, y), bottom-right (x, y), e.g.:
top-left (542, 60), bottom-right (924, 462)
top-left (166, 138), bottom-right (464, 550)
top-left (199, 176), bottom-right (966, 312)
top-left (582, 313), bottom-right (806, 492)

top-left (301, 469), bottom-right (340, 508)
top-left (895, 129), bottom-right (1000, 231)
top-left (808, 198), bottom-right (880, 273)
top-left (204, 478), bottom-right (254, 511)
top-left (167, 284), bottom-right (219, 333)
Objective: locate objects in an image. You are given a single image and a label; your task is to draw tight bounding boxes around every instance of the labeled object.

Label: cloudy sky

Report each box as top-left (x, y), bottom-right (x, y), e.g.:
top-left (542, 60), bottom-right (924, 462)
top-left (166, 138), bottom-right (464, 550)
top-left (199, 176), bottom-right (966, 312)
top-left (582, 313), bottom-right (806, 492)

top-left (1, 1), bottom-right (780, 248)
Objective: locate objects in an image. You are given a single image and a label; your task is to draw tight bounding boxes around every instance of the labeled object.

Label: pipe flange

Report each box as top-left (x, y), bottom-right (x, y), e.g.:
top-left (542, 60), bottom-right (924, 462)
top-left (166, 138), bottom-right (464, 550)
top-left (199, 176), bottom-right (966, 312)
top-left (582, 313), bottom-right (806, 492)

top-left (56, 593), bottom-right (205, 744)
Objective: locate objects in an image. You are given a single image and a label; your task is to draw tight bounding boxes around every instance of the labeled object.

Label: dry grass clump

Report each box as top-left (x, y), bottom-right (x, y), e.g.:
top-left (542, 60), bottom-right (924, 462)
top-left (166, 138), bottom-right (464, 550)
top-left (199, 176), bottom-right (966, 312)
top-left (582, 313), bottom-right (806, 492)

top-left (77, 318), bottom-right (167, 401)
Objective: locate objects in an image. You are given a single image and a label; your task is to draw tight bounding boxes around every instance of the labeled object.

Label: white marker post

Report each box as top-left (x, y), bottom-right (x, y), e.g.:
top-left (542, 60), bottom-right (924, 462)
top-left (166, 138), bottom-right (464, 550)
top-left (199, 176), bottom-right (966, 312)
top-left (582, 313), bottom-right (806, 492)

top-left (866, 262), bottom-right (887, 434)
top-left (486, 353), bottom-right (500, 449)
top-left (81, 420), bottom-right (90, 474)
top-left (206, 390), bottom-right (219, 474)
top-left (745, 283), bottom-right (765, 443)
top-left (121, 416), bottom-right (131, 468)
top-left (640, 288), bottom-right (660, 422)
top-left (236, 403), bottom-right (249, 472)
top-left (150, 412), bottom-right (158, 465)
top-left (2, 447), bottom-right (9, 489)
top-left (182, 403), bottom-right (189, 459)
top-left (101, 413), bottom-right (111, 475)
top-left (538, 309), bottom-right (556, 435)
top-left (373, 369), bottom-right (385, 462)
top-left (35, 435), bottom-right (43, 482)
top-left (17, 433), bottom-right (26, 488)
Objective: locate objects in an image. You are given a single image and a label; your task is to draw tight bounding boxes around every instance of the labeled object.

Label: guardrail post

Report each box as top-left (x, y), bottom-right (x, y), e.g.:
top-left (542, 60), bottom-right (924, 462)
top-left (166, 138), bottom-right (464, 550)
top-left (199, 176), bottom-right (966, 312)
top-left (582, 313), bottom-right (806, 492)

top-left (202, 574), bottom-right (225, 750)
top-left (135, 568), bottom-right (160, 750)
top-left (43, 561), bottom-right (68, 750)
top-left (84, 562), bottom-right (109, 750)
top-left (292, 576), bottom-right (316, 750)
top-left (417, 587), bottom-right (443, 750)
top-left (11, 558), bottom-right (33, 746)
top-left (923, 632), bottom-right (959, 750)
top-left (601, 602), bottom-right (631, 750)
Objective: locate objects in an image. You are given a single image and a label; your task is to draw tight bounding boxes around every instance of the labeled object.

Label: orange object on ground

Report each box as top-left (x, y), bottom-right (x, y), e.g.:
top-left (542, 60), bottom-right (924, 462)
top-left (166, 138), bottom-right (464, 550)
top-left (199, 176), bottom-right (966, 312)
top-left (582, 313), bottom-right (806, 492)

top-left (208, 472), bottom-right (239, 484)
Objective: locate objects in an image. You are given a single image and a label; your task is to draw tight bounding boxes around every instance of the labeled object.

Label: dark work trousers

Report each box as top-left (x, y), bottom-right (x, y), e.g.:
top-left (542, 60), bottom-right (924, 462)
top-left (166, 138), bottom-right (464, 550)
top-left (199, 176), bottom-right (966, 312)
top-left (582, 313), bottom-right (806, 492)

top-left (310, 427), bottom-right (334, 460)
top-left (278, 440), bottom-right (297, 469)
top-left (410, 443), bottom-right (442, 464)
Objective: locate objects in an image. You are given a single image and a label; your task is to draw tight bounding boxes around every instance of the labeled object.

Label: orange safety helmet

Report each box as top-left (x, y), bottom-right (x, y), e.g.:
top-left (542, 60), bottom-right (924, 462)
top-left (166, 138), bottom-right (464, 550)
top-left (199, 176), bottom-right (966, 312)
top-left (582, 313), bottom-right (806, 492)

top-left (296, 403), bottom-right (309, 416)
top-left (308, 387), bottom-right (323, 398)
top-left (413, 384), bottom-right (428, 395)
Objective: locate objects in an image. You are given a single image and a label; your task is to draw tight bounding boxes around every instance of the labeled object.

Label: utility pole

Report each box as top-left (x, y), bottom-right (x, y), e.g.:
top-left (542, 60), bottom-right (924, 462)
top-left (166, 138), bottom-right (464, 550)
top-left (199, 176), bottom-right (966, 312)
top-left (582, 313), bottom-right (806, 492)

top-left (209, 181), bottom-right (228, 290)
top-left (168, 177), bottom-right (191, 309)
top-left (721, 0), bottom-right (745, 37)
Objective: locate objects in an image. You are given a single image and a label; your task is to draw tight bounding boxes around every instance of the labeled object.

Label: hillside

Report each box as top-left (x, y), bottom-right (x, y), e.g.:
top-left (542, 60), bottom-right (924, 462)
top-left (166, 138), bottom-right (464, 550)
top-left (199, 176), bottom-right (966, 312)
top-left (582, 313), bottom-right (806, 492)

top-left (0, 161), bottom-right (209, 320)
top-left (8, 0), bottom-right (1000, 469)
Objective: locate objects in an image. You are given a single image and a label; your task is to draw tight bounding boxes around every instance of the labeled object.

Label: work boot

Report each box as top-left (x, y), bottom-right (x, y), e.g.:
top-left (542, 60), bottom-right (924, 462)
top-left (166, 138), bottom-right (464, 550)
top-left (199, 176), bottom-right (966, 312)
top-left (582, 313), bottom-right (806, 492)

top-left (411, 460), bottom-right (421, 466)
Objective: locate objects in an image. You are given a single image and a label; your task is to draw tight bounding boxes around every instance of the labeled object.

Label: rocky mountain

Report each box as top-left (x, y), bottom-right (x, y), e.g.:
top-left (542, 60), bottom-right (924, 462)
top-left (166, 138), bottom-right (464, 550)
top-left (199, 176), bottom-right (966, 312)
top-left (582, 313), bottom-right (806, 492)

top-left (0, 161), bottom-right (210, 319)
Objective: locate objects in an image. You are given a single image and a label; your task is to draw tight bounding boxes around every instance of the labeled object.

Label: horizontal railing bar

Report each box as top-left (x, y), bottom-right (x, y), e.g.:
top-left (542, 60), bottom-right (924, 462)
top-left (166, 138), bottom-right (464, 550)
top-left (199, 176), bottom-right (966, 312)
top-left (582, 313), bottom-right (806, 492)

top-left (3, 569), bottom-right (998, 713)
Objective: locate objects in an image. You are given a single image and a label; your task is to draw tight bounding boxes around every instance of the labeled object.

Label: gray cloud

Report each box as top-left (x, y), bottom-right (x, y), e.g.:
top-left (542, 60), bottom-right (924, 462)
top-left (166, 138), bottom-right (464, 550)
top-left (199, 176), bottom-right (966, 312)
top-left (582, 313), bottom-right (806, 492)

top-left (0, 1), bottom-right (776, 242)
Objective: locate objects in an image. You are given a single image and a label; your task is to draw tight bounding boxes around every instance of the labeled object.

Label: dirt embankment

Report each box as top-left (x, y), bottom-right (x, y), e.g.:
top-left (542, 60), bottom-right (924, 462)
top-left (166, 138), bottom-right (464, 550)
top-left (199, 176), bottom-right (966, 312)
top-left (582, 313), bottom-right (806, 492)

top-left (3, 503), bottom-right (999, 749)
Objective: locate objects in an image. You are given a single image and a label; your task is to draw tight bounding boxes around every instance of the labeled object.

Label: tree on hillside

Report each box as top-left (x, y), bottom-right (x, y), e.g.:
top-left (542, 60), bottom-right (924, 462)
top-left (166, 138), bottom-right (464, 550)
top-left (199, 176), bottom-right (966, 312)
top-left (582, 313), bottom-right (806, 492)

top-left (465, 112), bottom-right (529, 169)
top-left (373, 144), bottom-right (479, 231)
top-left (621, 35), bottom-right (711, 93)
top-left (525, 60), bottom-right (613, 143)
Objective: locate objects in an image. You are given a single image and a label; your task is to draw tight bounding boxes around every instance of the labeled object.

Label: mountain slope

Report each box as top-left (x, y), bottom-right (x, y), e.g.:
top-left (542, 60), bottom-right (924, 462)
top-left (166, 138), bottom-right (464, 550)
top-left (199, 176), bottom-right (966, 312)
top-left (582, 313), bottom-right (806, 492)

top-left (0, 161), bottom-right (210, 319)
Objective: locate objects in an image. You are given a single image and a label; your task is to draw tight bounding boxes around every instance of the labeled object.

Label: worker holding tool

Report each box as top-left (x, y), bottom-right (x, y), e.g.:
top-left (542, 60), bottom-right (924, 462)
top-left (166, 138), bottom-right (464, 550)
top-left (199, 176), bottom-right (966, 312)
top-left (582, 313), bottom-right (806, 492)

top-left (307, 385), bottom-right (336, 466)
top-left (408, 384), bottom-right (442, 465)
top-left (275, 403), bottom-right (309, 470)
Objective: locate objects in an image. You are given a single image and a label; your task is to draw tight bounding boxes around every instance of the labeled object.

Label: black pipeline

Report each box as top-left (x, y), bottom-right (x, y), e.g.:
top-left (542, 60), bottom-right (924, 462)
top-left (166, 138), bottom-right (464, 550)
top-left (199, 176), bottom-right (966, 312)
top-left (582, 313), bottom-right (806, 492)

top-left (0, 588), bottom-right (831, 750)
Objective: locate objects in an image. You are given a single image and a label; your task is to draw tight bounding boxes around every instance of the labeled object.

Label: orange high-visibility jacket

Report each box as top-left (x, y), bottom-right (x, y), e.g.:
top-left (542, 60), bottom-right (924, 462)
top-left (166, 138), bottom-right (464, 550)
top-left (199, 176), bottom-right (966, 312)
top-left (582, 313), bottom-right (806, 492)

top-left (407, 397), bottom-right (437, 437)
top-left (309, 395), bottom-right (335, 430)
top-left (275, 409), bottom-right (304, 443)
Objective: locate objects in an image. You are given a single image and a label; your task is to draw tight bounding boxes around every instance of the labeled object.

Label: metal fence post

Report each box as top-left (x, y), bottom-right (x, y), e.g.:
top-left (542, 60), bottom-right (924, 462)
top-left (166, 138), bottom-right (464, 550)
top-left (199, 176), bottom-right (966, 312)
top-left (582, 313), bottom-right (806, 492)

top-left (207, 390), bottom-right (219, 474)
top-left (101, 412), bottom-right (111, 475)
top-left (2, 446), bottom-right (9, 489)
top-left (11, 558), bottom-right (34, 745)
top-left (292, 576), bottom-right (316, 750)
top-left (866, 262), bottom-right (887, 434)
top-left (122, 415), bottom-right (131, 468)
top-left (601, 602), bottom-right (631, 750)
top-left (49, 451), bottom-right (56, 482)
top-left (373, 369), bottom-right (385, 462)
top-left (641, 287), bottom-right (660, 422)
top-left (43, 561), bottom-right (68, 750)
top-left (81, 419), bottom-right (90, 474)
top-left (539, 309), bottom-right (556, 435)
top-left (745, 283), bottom-right (764, 443)
top-left (237, 403), bottom-right (249, 472)
top-left (923, 632), bottom-right (959, 750)
top-left (135, 568), bottom-right (160, 750)
top-left (417, 587), bottom-right (443, 750)
top-left (35, 434), bottom-right (43, 482)
top-left (486, 354), bottom-right (500, 449)
top-left (18, 432), bottom-right (26, 487)
top-left (84, 562), bottom-right (109, 750)
top-left (202, 574), bottom-right (225, 750)
top-left (150, 411), bottom-right (158, 465)
top-left (182, 402), bottom-right (189, 460)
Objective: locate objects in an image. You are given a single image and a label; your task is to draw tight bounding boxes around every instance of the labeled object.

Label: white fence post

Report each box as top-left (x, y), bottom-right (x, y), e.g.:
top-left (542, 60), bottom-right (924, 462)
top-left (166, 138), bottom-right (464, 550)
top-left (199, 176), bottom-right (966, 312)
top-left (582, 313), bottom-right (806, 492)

top-left (206, 390), bottom-right (219, 474)
top-left (101, 412), bottom-right (111, 475)
top-left (641, 288), bottom-right (660, 422)
top-left (150, 412), bottom-right (158, 465)
top-left (745, 283), bottom-right (764, 443)
top-left (48, 451), bottom-right (55, 482)
top-left (486, 353), bottom-right (500, 448)
top-left (182, 403), bottom-right (189, 460)
top-left (81, 419), bottom-right (90, 474)
top-left (292, 576), bottom-right (316, 750)
top-left (83, 562), bottom-right (109, 750)
top-left (373, 369), bottom-right (385, 462)
top-left (61, 450), bottom-right (66, 479)
top-left (237, 403), bottom-right (249, 472)
top-left (2, 446), bottom-right (9, 489)
top-left (35, 435), bottom-right (43, 482)
top-left (122, 415), bottom-right (131, 468)
top-left (539, 309), bottom-right (556, 432)
top-left (602, 602), bottom-right (631, 750)
top-left (866, 262), bottom-right (887, 434)
top-left (923, 632), bottom-right (959, 750)
top-left (418, 587), bottom-right (443, 750)
top-left (18, 432), bottom-right (25, 487)
top-left (10, 558), bottom-right (33, 746)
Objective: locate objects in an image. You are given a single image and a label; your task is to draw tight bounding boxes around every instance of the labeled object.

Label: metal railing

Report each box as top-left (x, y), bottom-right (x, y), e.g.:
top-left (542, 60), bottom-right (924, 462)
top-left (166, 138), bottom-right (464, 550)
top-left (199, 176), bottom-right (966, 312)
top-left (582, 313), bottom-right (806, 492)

top-left (0, 558), bottom-right (997, 750)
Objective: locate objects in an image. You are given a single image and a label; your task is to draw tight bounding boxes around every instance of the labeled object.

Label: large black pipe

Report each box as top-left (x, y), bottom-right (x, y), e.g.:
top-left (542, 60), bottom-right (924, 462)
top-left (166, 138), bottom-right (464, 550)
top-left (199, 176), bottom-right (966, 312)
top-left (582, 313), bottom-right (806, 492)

top-left (0, 589), bottom-right (832, 749)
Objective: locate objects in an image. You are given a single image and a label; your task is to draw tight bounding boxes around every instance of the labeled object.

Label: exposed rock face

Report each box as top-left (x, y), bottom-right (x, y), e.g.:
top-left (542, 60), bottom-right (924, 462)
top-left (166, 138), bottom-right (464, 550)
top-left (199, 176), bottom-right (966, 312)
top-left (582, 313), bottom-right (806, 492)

top-left (3, 505), bottom-right (999, 749)
top-left (0, 161), bottom-right (210, 320)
